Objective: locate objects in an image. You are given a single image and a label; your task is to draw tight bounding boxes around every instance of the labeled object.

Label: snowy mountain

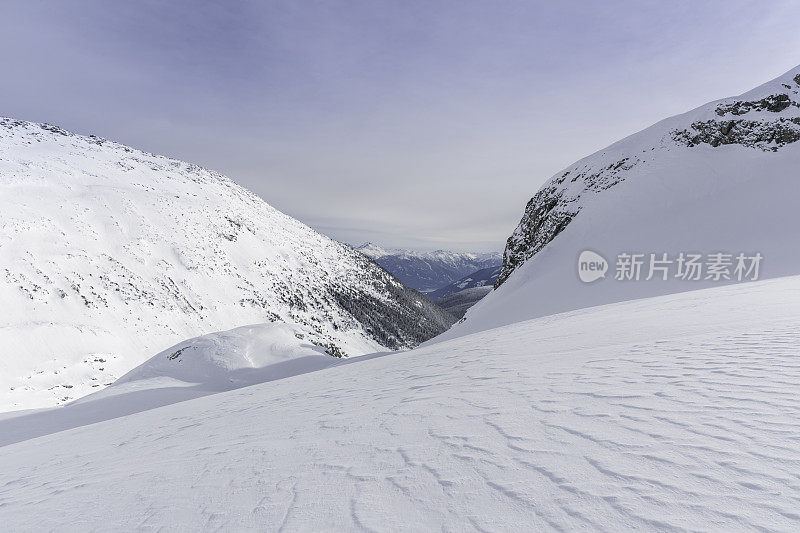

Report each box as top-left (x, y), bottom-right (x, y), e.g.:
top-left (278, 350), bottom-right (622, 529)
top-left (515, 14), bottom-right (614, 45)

top-left (3, 65), bottom-right (800, 532)
top-left (0, 118), bottom-right (454, 411)
top-left (435, 64), bottom-right (800, 342)
top-left (428, 265), bottom-right (501, 301)
top-left (355, 242), bottom-right (501, 292)
top-left (427, 266), bottom-right (501, 318)
top-left (2, 275), bottom-right (799, 530)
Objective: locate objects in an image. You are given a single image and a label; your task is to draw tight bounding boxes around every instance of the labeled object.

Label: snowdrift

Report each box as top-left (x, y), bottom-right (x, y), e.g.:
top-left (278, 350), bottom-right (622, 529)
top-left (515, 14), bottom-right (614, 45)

top-left (0, 322), bottom-right (365, 447)
top-left (1, 275), bottom-right (799, 529)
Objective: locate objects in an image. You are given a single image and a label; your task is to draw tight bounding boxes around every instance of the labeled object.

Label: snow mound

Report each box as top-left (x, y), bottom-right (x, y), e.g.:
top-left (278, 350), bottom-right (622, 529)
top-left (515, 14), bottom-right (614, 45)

top-left (111, 323), bottom-right (339, 392)
top-left (0, 322), bottom-right (355, 447)
top-left (1, 276), bottom-right (799, 530)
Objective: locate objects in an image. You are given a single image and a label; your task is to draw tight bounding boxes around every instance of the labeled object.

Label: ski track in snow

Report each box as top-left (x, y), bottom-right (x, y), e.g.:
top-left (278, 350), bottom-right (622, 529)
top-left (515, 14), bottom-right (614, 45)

top-left (1, 277), bottom-right (800, 531)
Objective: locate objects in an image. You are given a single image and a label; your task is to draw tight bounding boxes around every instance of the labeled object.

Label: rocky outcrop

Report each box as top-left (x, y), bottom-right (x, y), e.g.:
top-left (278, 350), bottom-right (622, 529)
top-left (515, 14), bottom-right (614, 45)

top-left (672, 117), bottom-right (800, 151)
top-left (496, 156), bottom-right (640, 287)
top-left (714, 93), bottom-right (798, 116)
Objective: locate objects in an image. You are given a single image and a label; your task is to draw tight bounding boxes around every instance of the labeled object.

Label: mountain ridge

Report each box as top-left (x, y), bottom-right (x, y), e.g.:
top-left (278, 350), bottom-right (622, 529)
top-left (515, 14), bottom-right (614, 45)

top-left (355, 242), bottom-right (501, 292)
top-left (0, 117), bottom-right (454, 411)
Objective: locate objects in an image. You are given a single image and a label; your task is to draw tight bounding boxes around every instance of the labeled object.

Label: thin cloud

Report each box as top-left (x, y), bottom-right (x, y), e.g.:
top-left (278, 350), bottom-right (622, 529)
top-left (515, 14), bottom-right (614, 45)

top-left (1, 0), bottom-right (799, 251)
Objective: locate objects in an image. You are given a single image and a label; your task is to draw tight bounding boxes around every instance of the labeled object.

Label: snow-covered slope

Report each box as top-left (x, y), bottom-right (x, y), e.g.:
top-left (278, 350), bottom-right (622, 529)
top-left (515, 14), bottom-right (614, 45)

top-left (0, 118), bottom-right (454, 411)
top-left (0, 322), bottom-right (361, 447)
top-left (355, 242), bottom-right (501, 292)
top-left (436, 65), bottom-right (800, 342)
top-left (2, 275), bottom-right (799, 530)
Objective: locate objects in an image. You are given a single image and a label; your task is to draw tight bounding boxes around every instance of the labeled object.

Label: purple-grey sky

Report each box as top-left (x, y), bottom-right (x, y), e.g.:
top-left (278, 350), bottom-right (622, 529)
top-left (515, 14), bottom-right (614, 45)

top-left (2, 0), bottom-right (799, 251)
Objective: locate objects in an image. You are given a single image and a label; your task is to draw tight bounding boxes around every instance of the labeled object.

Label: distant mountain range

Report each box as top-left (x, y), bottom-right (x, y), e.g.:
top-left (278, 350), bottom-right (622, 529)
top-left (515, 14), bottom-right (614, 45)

top-left (427, 266), bottom-right (501, 301)
top-left (426, 266), bottom-right (501, 318)
top-left (354, 243), bottom-right (501, 293)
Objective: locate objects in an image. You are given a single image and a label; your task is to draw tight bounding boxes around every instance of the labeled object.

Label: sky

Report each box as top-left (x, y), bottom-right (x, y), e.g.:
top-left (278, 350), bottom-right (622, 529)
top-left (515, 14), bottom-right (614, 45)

top-left (1, 1), bottom-right (799, 252)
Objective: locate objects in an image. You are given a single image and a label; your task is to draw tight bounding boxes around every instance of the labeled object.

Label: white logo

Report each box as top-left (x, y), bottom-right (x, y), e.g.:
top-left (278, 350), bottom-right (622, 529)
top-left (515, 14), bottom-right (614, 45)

top-left (578, 250), bottom-right (608, 283)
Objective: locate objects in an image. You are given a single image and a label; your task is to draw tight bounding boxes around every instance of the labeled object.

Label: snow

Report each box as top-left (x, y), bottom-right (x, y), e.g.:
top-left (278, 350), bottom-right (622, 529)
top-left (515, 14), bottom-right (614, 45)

top-left (435, 65), bottom-right (800, 344)
top-left (3, 61), bottom-right (799, 532)
top-left (355, 242), bottom-right (502, 292)
top-left (0, 119), bottom-right (450, 411)
top-left (353, 241), bottom-right (393, 259)
top-left (1, 276), bottom-right (800, 530)
top-left (0, 322), bottom-right (364, 447)
top-left (356, 242), bottom-right (500, 264)
top-left (111, 322), bottom-right (342, 391)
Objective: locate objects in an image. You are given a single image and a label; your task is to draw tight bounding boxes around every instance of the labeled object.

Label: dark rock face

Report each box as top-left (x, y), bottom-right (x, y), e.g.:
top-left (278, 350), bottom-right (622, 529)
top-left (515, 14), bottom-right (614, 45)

top-left (673, 117), bottom-right (800, 151)
top-left (496, 156), bottom-right (638, 288)
top-left (496, 188), bottom-right (575, 287)
top-left (714, 94), bottom-right (798, 116)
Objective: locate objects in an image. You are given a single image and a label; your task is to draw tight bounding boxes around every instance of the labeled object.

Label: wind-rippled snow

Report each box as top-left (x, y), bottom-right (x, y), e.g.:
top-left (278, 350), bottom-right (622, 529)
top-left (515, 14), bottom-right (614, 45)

top-left (1, 276), bottom-right (798, 531)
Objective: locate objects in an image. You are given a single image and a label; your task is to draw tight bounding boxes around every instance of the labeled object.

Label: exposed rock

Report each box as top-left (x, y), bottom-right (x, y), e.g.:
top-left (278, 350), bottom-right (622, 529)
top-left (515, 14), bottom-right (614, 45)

top-left (715, 93), bottom-right (798, 116)
top-left (673, 118), bottom-right (800, 151)
top-left (496, 157), bottom-right (637, 287)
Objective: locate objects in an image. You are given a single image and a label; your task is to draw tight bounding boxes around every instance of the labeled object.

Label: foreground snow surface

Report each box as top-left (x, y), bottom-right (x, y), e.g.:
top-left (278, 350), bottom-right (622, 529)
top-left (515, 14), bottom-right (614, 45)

top-left (2, 277), bottom-right (800, 531)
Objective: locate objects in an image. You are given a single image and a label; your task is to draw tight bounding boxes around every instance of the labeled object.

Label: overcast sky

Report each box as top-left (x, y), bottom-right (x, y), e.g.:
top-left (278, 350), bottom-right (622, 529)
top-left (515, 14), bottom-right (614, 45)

top-left (2, 1), bottom-right (799, 251)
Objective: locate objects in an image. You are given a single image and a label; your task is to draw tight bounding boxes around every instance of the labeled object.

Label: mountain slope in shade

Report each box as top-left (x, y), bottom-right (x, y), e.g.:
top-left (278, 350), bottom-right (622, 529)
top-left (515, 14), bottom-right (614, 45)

top-left (0, 118), bottom-right (454, 411)
top-left (1, 276), bottom-right (799, 530)
top-left (428, 265), bottom-right (501, 301)
top-left (427, 265), bottom-right (501, 318)
top-left (431, 286), bottom-right (492, 319)
top-left (433, 64), bottom-right (800, 343)
top-left (355, 242), bottom-right (501, 292)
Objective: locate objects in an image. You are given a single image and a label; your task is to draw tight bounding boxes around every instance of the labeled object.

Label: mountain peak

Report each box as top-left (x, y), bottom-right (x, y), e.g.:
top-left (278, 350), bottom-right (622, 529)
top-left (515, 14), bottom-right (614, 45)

top-left (354, 242), bottom-right (391, 258)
